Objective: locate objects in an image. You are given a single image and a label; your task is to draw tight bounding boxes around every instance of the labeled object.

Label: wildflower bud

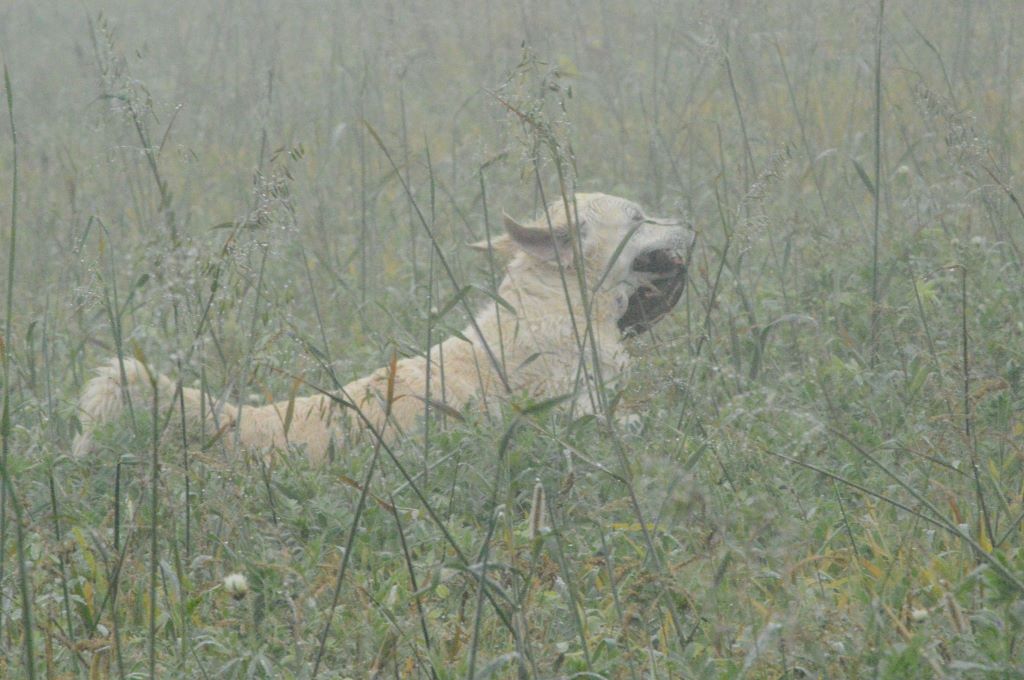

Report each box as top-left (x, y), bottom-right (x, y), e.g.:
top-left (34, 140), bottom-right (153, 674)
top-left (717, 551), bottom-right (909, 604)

top-left (223, 573), bottom-right (249, 600)
top-left (528, 482), bottom-right (547, 540)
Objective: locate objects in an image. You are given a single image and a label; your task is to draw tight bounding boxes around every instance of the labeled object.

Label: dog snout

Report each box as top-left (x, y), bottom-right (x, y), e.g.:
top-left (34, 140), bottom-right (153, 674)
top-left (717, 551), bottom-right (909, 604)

top-left (658, 221), bottom-right (696, 253)
top-left (645, 217), bottom-right (695, 243)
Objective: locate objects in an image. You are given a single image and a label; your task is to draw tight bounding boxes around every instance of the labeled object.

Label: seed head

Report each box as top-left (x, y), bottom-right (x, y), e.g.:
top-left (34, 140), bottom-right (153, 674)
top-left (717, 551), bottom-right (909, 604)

top-left (223, 573), bottom-right (249, 600)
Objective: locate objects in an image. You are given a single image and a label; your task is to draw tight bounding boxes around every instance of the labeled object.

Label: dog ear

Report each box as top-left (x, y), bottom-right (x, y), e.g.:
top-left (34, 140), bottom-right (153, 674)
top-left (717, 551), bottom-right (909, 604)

top-left (501, 213), bottom-right (571, 260)
top-left (468, 233), bottom-right (515, 256)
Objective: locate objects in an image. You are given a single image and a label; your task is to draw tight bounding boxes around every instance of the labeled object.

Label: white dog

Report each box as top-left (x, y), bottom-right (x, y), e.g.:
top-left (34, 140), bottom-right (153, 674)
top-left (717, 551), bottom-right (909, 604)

top-left (73, 193), bottom-right (694, 460)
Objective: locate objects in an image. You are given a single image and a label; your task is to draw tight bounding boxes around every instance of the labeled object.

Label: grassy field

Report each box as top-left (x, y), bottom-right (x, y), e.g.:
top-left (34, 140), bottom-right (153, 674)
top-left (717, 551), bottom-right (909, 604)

top-left (2, 1), bottom-right (1023, 677)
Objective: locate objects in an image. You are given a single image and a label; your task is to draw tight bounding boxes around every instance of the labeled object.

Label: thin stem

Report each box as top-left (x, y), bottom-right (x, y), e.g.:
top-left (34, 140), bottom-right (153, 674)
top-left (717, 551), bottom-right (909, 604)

top-left (311, 355), bottom-right (397, 678)
top-left (1, 61), bottom-right (37, 680)
top-left (869, 0), bottom-right (885, 365)
top-left (48, 473), bottom-right (78, 666)
top-left (363, 122), bottom-right (511, 393)
top-left (148, 375), bottom-right (160, 679)
top-left (960, 266), bottom-right (993, 545)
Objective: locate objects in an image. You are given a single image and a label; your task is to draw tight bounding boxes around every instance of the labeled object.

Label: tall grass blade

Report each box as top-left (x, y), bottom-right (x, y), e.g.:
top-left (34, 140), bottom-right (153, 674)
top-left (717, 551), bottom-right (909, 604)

top-left (869, 0), bottom-right (885, 365)
top-left (1, 60), bottom-right (37, 680)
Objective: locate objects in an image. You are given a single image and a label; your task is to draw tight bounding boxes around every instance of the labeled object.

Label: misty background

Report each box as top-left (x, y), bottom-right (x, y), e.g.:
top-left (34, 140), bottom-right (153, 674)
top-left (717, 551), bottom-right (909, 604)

top-left (1, 1), bottom-right (1023, 677)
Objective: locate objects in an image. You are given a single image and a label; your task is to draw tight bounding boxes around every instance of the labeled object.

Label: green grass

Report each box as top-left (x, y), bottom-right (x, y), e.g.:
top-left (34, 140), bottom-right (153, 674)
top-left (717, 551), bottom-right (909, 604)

top-left (2, 1), bottom-right (1024, 677)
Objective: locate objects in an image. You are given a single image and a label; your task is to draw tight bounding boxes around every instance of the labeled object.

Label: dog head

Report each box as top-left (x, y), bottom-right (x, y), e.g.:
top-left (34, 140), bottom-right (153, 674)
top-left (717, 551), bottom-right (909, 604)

top-left (472, 193), bottom-right (695, 336)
